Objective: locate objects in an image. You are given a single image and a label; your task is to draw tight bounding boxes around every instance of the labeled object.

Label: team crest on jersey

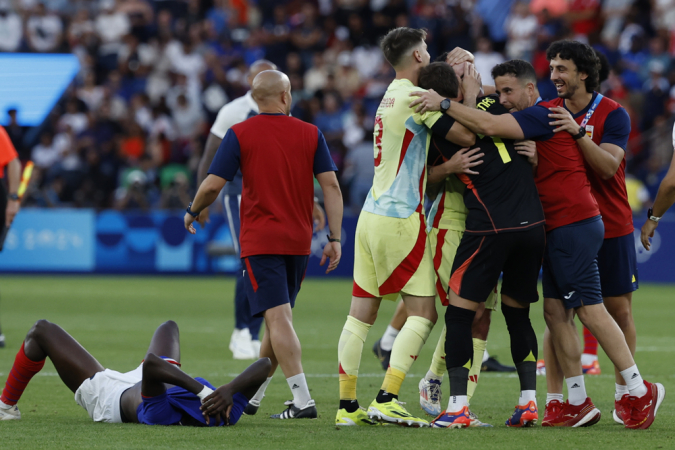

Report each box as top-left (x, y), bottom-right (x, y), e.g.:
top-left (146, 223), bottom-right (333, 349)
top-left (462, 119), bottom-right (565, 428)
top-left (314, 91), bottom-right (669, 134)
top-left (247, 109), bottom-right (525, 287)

top-left (585, 125), bottom-right (594, 139)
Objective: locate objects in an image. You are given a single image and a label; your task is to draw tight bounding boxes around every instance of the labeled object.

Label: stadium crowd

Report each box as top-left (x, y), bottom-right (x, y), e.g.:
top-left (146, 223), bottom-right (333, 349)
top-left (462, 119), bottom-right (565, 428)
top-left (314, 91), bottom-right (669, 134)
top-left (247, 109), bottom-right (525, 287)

top-left (1, 0), bottom-right (674, 214)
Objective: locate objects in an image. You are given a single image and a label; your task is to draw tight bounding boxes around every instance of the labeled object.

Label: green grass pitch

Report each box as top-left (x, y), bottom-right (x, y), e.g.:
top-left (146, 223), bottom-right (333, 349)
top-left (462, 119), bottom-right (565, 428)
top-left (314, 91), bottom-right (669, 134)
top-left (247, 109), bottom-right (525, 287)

top-left (0, 276), bottom-right (673, 449)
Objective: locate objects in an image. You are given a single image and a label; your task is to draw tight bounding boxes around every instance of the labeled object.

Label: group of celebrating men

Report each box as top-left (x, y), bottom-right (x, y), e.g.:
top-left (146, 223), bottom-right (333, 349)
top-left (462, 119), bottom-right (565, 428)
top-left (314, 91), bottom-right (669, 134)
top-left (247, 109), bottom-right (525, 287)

top-left (335, 27), bottom-right (665, 430)
top-left (0, 26), bottom-right (667, 432)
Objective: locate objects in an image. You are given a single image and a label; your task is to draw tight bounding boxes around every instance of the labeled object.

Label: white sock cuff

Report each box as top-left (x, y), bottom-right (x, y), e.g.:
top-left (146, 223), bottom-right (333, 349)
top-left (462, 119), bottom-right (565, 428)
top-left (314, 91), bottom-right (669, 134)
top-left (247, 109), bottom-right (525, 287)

top-left (380, 325), bottom-right (400, 351)
top-left (566, 375), bottom-right (587, 406)
top-left (620, 365), bottom-right (646, 396)
top-left (546, 393), bottom-right (564, 405)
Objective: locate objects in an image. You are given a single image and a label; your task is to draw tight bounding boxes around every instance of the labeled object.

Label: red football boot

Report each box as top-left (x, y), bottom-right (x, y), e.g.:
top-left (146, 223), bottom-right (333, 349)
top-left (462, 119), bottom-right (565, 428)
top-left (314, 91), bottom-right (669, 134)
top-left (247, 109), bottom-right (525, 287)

top-left (543, 398), bottom-right (601, 427)
top-left (541, 399), bottom-right (563, 427)
top-left (612, 394), bottom-right (630, 424)
top-left (624, 381), bottom-right (666, 430)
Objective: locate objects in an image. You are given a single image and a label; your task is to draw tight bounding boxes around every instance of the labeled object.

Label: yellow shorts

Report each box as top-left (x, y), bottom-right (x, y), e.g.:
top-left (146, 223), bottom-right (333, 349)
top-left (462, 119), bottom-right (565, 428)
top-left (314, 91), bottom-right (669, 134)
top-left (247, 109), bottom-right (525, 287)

top-left (428, 227), bottom-right (498, 310)
top-left (352, 210), bottom-right (435, 300)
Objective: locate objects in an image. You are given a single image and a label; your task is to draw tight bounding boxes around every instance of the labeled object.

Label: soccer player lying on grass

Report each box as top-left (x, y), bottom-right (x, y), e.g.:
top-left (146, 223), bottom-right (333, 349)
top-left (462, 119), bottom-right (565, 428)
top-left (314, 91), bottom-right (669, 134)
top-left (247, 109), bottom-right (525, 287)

top-left (0, 319), bottom-right (271, 426)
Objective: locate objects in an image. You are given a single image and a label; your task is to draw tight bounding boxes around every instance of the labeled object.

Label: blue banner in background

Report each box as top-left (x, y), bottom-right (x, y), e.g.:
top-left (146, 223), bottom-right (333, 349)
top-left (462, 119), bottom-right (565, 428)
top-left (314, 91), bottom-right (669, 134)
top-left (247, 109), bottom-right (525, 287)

top-left (0, 209), bottom-right (94, 271)
top-left (0, 208), bottom-right (673, 283)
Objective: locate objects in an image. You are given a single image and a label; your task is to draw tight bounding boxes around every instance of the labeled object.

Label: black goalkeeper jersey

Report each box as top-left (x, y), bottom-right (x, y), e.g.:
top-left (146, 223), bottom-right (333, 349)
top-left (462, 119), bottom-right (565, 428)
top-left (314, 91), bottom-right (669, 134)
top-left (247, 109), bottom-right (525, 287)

top-left (428, 95), bottom-right (545, 235)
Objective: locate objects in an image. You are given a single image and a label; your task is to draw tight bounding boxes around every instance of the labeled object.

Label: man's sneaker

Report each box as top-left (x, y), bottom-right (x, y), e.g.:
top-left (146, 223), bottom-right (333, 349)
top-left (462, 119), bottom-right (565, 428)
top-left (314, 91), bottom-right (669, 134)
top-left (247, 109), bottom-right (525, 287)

top-left (251, 340), bottom-right (261, 357)
top-left (419, 378), bottom-right (442, 416)
top-left (0, 403), bottom-right (20, 420)
top-left (536, 359), bottom-right (546, 376)
top-left (505, 401), bottom-right (538, 427)
top-left (372, 339), bottom-right (391, 371)
top-left (336, 407), bottom-right (380, 426)
top-left (543, 398), bottom-right (601, 427)
top-left (243, 399), bottom-right (260, 416)
top-left (229, 328), bottom-right (255, 360)
top-left (612, 394), bottom-right (630, 424)
top-left (430, 407), bottom-right (472, 428)
top-left (624, 381), bottom-right (665, 430)
top-left (270, 399), bottom-right (317, 419)
top-left (582, 360), bottom-right (601, 375)
top-left (468, 409), bottom-right (493, 427)
top-left (481, 356), bottom-right (516, 372)
top-left (367, 399), bottom-right (429, 427)
top-left (542, 399), bottom-right (563, 427)
top-left (0, 333), bottom-right (5, 348)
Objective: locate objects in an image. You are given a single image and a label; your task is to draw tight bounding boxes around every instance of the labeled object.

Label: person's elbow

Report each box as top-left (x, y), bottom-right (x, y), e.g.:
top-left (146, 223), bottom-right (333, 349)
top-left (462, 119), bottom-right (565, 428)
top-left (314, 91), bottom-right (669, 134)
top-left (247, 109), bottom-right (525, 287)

top-left (455, 132), bottom-right (476, 148)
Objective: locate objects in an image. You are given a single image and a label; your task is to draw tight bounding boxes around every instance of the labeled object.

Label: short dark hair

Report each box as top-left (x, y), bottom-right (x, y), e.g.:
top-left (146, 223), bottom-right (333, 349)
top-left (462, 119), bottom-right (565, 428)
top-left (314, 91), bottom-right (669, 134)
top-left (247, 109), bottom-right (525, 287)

top-left (418, 62), bottom-right (460, 99)
top-left (491, 59), bottom-right (537, 84)
top-left (546, 40), bottom-right (601, 93)
top-left (435, 52), bottom-right (448, 63)
top-left (594, 49), bottom-right (610, 84)
top-left (380, 27), bottom-right (427, 68)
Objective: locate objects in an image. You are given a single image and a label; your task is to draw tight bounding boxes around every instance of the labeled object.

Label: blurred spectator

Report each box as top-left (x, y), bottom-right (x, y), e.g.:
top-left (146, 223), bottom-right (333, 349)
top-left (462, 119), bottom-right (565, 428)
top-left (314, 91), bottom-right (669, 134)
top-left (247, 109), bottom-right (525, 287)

top-left (601, 0), bottom-right (634, 41)
top-left (32, 132), bottom-right (60, 170)
top-left (158, 171), bottom-right (191, 209)
top-left (58, 100), bottom-right (88, 135)
top-left (342, 138), bottom-right (374, 215)
top-left (114, 169), bottom-right (150, 211)
top-left (625, 174), bottom-right (651, 213)
top-left (476, 0), bottom-right (515, 50)
top-left (566, 0), bottom-right (601, 43)
top-left (0, 1), bottom-right (22, 52)
top-left (505, 2), bottom-right (538, 61)
top-left (77, 73), bottom-right (106, 112)
top-left (304, 52), bottom-right (329, 95)
top-left (474, 37), bottom-right (505, 83)
top-left (26, 2), bottom-right (63, 52)
top-left (4, 109), bottom-right (26, 161)
top-left (95, 0), bottom-right (130, 70)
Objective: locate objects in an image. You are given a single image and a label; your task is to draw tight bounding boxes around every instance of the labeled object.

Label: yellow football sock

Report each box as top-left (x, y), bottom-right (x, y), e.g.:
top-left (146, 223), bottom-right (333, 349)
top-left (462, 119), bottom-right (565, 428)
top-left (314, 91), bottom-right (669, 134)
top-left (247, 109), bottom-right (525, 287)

top-left (381, 316), bottom-right (433, 395)
top-left (338, 315), bottom-right (371, 400)
top-left (429, 325), bottom-right (447, 378)
top-left (467, 338), bottom-right (487, 402)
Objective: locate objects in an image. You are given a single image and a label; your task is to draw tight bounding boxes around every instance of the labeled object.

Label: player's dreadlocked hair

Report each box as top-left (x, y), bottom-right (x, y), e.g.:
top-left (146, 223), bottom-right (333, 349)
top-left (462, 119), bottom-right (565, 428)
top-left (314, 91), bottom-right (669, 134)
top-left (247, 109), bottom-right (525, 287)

top-left (546, 40), bottom-right (601, 93)
top-left (380, 27), bottom-right (427, 68)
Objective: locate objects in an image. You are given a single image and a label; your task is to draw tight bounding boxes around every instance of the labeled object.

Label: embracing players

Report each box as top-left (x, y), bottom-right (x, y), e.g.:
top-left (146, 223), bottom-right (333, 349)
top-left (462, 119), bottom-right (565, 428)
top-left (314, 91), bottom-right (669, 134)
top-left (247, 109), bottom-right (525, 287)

top-left (335, 28), bottom-right (476, 427)
top-left (410, 41), bottom-right (665, 430)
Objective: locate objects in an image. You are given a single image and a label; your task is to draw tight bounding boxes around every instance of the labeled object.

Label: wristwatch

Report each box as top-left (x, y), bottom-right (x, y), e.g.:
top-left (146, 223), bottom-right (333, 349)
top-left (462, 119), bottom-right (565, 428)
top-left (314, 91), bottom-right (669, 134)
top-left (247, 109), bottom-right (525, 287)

top-left (186, 201), bottom-right (200, 218)
top-left (8, 193), bottom-right (19, 201)
top-left (440, 98), bottom-right (451, 113)
top-left (572, 126), bottom-right (586, 140)
top-left (647, 208), bottom-right (662, 223)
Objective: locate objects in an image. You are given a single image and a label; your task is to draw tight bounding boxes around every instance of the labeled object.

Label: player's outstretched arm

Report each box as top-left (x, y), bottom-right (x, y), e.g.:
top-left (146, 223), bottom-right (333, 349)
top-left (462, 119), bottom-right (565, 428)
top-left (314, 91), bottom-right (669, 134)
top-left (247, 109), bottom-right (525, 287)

top-left (642, 149), bottom-right (675, 250)
top-left (195, 133), bottom-right (224, 227)
top-left (316, 171), bottom-right (343, 273)
top-left (200, 358), bottom-right (272, 425)
top-left (410, 91), bottom-right (525, 140)
top-left (184, 174), bottom-right (227, 234)
top-left (142, 353), bottom-right (206, 398)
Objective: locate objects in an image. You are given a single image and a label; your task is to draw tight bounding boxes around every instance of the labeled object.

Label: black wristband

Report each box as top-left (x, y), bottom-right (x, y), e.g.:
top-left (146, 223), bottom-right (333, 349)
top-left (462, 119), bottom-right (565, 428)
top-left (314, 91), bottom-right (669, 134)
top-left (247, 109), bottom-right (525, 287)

top-left (327, 234), bottom-right (340, 243)
top-left (186, 202), bottom-right (200, 218)
top-left (572, 127), bottom-right (586, 140)
top-left (8, 193), bottom-right (19, 201)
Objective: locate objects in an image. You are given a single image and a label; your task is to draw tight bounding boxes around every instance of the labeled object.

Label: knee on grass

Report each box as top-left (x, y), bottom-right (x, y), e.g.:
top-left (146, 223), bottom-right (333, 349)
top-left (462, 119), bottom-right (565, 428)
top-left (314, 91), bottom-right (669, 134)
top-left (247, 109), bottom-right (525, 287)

top-left (26, 319), bottom-right (55, 343)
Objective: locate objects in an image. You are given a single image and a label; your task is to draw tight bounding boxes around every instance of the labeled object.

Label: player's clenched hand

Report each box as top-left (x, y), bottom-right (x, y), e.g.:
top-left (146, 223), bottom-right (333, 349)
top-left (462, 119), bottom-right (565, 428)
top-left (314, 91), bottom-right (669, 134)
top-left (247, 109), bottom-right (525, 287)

top-left (200, 386), bottom-right (234, 426)
top-left (641, 219), bottom-right (658, 251)
top-left (461, 63), bottom-right (482, 99)
top-left (515, 140), bottom-right (537, 166)
top-left (320, 241), bottom-right (341, 274)
top-left (313, 201), bottom-right (326, 231)
top-left (409, 89), bottom-right (444, 114)
top-left (196, 207), bottom-right (210, 228)
top-left (184, 212), bottom-right (198, 234)
top-left (548, 107), bottom-right (579, 135)
top-left (6, 200), bottom-right (19, 227)
top-left (445, 47), bottom-right (474, 66)
top-left (445, 147), bottom-right (484, 175)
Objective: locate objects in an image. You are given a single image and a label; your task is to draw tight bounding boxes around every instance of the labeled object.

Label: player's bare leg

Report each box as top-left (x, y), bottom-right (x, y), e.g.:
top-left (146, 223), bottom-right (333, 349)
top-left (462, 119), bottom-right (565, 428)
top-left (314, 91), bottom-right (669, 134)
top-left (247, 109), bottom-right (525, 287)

top-left (541, 325), bottom-right (565, 425)
top-left (373, 300), bottom-right (407, 370)
top-left (263, 303), bottom-right (316, 419)
top-left (1, 320), bottom-right (104, 420)
top-left (604, 293), bottom-right (636, 422)
top-left (244, 322), bottom-right (277, 415)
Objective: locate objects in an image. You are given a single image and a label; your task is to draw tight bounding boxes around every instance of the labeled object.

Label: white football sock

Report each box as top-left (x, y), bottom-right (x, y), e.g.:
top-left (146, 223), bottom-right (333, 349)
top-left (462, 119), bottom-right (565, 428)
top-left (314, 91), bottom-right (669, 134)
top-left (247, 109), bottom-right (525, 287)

top-left (447, 395), bottom-right (468, 412)
top-left (620, 365), bottom-right (647, 397)
top-left (566, 375), bottom-right (587, 406)
top-left (287, 373), bottom-right (312, 409)
top-left (518, 390), bottom-right (537, 406)
top-left (482, 349), bottom-right (490, 363)
top-left (250, 376), bottom-right (272, 405)
top-left (425, 370), bottom-right (443, 382)
top-left (546, 393), bottom-right (564, 405)
top-left (615, 383), bottom-right (629, 401)
top-left (380, 325), bottom-right (399, 352)
top-left (580, 353), bottom-right (598, 366)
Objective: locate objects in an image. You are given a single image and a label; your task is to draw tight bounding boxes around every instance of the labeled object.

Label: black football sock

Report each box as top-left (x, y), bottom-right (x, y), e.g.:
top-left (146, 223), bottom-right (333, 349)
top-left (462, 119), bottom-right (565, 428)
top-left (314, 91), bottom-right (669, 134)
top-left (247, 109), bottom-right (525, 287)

top-left (339, 399), bottom-right (360, 413)
top-left (444, 304), bottom-right (476, 397)
top-left (375, 389), bottom-right (398, 403)
top-left (502, 303), bottom-right (537, 392)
